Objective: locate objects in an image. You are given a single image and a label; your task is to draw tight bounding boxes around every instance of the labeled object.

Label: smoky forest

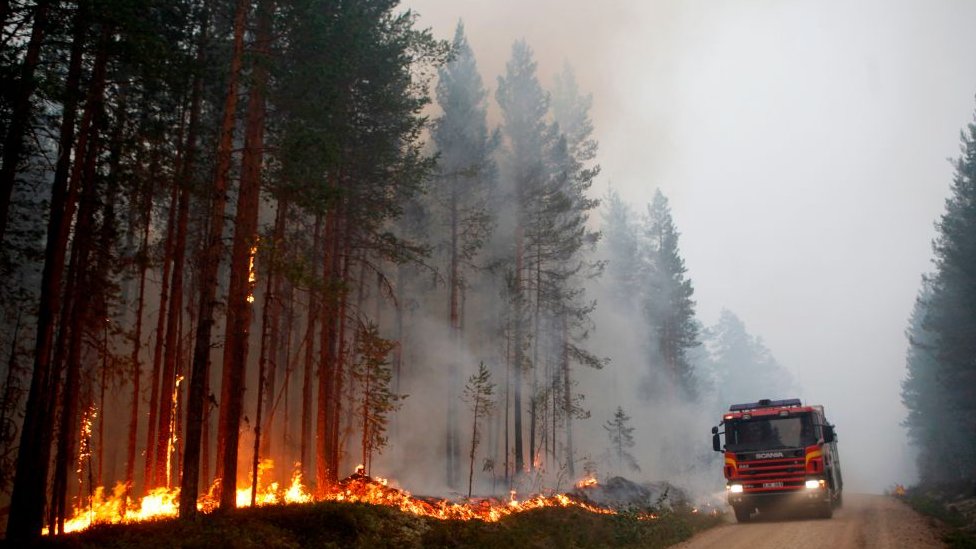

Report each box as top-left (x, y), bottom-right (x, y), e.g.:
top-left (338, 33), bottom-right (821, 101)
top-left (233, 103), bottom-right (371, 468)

top-left (3, 0), bottom-right (975, 543)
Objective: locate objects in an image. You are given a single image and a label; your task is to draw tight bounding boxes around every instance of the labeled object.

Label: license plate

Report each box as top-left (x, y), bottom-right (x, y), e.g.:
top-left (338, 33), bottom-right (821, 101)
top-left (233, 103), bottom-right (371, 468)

top-left (762, 482), bottom-right (784, 488)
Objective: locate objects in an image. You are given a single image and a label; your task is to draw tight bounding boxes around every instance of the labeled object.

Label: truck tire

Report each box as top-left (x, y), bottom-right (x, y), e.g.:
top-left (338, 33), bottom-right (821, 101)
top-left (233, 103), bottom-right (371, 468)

top-left (733, 506), bottom-right (752, 523)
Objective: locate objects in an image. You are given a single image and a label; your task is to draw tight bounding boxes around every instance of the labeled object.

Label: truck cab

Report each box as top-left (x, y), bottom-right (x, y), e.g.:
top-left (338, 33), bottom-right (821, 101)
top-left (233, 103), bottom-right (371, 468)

top-left (712, 398), bottom-right (843, 522)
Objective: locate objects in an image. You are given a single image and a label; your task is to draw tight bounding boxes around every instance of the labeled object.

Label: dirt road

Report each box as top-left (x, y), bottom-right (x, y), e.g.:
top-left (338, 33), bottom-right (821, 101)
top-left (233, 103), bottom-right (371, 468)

top-left (674, 493), bottom-right (945, 549)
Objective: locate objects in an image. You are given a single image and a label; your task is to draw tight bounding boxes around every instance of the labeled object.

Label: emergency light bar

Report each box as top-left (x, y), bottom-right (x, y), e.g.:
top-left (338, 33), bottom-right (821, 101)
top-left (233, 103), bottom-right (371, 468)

top-left (728, 398), bottom-right (802, 412)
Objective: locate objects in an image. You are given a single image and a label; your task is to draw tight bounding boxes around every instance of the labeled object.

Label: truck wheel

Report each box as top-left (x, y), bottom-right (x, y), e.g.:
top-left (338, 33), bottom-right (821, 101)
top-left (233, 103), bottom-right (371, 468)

top-left (733, 506), bottom-right (752, 522)
top-left (833, 492), bottom-right (843, 509)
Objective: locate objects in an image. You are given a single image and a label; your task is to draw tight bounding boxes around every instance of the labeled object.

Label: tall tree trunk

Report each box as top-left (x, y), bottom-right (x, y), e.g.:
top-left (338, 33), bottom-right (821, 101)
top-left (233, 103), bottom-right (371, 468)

top-left (446, 177), bottom-right (460, 488)
top-left (0, 0), bottom-right (51, 243)
top-left (126, 196), bottom-right (150, 502)
top-left (561, 314), bottom-right (575, 478)
top-left (317, 206), bottom-right (337, 491)
top-left (302, 216), bottom-right (321, 483)
top-left (513, 226), bottom-right (525, 475)
top-left (180, 0), bottom-right (247, 518)
top-left (52, 72), bottom-right (106, 532)
top-left (5, 7), bottom-right (98, 537)
top-left (258, 199), bottom-right (287, 458)
top-left (145, 162), bottom-right (178, 490)
top-left (155, 169), bottom-right (190, 488)
top-left (327, 207), bottom-right (348, 484)
top-left (529, 228), bottom-right (542, 472)
top-left (231, 0), bottom-right (275, 507)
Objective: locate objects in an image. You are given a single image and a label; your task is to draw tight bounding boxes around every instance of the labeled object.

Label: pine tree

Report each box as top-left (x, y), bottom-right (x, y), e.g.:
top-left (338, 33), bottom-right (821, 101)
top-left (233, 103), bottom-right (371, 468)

top-left (431, 20), bottom-right (497, 490)
top-left (604, 406), bottom-right (639, 475)
top-left (496, 39), bottom-right (551, 476)
top-left (601, 188), bottom-right (641, 305)
top-left (911, 106), bottom-right (976, 482)
top-left (901, 279), bottom-right (970, 482)
top-left (351, 321), bottom-right (401, 474)
top-left (463, 362), bottom-right (495, 498)
top-left (701, 309), bottom-right (795, 409)
top-left (640, 190), bottom-right (699, 399)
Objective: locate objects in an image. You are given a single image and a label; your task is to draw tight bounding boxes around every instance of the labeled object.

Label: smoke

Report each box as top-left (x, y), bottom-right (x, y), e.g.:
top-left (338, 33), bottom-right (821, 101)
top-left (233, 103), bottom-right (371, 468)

top-left (401, 0), bottom-right (976, 496)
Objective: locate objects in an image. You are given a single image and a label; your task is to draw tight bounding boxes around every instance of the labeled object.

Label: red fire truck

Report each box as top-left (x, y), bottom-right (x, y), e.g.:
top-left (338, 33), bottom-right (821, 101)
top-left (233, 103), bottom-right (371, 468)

top-left (711, 398), bottom-right (843, 522)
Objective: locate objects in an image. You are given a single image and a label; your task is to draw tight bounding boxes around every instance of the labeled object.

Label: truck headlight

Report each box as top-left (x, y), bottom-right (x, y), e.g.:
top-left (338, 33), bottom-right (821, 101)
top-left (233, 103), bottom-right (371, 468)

top-left (805, 479), bottom-right (825, 489)
top-left (729, 484), bottom-right (744, 493)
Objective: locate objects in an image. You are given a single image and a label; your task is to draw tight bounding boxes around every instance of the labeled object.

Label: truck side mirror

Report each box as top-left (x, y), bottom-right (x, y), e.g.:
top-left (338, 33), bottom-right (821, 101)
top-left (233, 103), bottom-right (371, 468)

top-left (712, 433), bottom-right (721, 452)
top-left (823, 425), bottom-right (835, 443)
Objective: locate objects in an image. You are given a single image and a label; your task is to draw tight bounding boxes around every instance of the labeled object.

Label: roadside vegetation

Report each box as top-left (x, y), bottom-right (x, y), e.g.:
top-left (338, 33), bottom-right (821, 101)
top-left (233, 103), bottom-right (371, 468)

top-left (904, 484), bottom-right (976, 549)
top-left (13, 501), bottom-right (722, 549)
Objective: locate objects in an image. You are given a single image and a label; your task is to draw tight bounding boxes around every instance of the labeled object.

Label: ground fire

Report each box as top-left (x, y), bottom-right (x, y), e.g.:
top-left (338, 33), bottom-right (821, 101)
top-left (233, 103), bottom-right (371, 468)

top-left (45, 462), bottom-right (632, 535)
top-left (711, 398), bottom-right (844, 522)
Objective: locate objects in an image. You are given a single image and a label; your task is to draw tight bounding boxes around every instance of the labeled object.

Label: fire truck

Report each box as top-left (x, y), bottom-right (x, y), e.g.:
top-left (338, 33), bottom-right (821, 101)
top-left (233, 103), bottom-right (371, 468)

top-left (711, 398), bottom-right (843, 522)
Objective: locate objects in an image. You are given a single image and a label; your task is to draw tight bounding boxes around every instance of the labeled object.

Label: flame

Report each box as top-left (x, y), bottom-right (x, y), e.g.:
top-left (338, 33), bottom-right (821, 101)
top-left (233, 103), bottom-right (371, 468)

top-left (47, 463), bottom-right (621, 536)
top-left (166, 376), bottom-right (184, 488)
top-left (246, 241), bottom-right (258, 303)
top-left (77, 405), bottom-right (97, 476)
top-left (320, 472), bottom-right (615, 522)
top-left (575, 475), bottom-right (598, 489)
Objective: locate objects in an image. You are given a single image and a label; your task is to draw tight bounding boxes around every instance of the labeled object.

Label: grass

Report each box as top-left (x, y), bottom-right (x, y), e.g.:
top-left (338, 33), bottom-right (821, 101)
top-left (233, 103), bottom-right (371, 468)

top-left (11, 500), bottom-right (723, 549)
top-left (905, 484), bottom-right (976, 549)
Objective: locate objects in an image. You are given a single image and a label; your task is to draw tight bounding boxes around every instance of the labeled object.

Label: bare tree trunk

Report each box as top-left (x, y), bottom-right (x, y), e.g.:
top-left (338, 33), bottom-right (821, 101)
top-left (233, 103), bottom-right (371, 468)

top-left (258, 199), bottom-right (287, 458)
top-left (446, 177), bottom-right (460, 488)
top-left (317, 206), bottom-right (338, 491)
top-left (529, 231), bottom-right (542, 472)
top-left (180, 0), bottom-right (246, 518)
top-left (328, 211), bottom-right (350, 483)
top-left (218, 0), bottom-right (272, 509)
top-left (126, 177), bottom-right (152, 505)
top-left (513, 226), bottom-right (525, 475)
top-left (302, 216), bottom-right (321, 482)
top-left (145, 168), bottom-right (178, 490)
top-left (53, 72), bottom-right (106, 532)
top-left (561, 315), bottom-right (575, 478)
top-left (5, 6), bottom-right (96, 537)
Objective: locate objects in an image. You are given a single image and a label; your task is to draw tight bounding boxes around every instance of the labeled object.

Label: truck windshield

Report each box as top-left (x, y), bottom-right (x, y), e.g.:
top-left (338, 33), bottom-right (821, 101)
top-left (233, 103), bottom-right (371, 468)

top-left (725, 414), bottom-right (815, 452)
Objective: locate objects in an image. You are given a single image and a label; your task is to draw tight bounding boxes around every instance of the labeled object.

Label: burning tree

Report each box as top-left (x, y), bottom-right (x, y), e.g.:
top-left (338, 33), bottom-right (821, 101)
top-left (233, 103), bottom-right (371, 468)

top-left (352, 321), bottom-right (403, 474)
top-left (604, 406), bottom-right (640, 475)
top-left (463, 362), bottom-right (496, 498)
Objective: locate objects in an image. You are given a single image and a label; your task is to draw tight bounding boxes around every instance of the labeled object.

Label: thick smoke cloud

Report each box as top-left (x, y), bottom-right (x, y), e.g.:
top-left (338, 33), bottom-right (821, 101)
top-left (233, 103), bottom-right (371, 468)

top-left (403, 0), bottom-right (976, 493)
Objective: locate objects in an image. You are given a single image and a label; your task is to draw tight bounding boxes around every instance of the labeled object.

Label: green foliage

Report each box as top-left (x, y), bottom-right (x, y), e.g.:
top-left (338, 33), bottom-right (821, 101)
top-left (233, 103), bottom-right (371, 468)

top-left (463, 363), bottom-right (496, 433)
top-left (604, 406), bottom-right (639, 474)
top-left (463, 362), bottom-right (496, 496)
top-left (351, 321), bottom-right (403, 471)
top-left (32, 501), bottom-right (720, 549)
top-left (903, 105), bottom-right (976, 484)
top-left (700, 309), bottom-right (795, 411)
top-left (906, 487), bottom-right (976, 549)
top-left (640, 189), bottom-right (700, 398)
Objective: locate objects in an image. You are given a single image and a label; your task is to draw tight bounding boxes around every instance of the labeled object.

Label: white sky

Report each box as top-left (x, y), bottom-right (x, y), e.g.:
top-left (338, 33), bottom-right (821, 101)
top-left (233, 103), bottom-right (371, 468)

top-left (401, 0), bottom-right (976, 493)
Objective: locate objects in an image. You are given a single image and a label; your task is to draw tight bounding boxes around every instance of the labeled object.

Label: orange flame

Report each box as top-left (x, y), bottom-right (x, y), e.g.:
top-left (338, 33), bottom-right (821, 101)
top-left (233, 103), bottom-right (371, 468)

top-left (575, 475), bottom-right (598, 489)
top-left (246, 241), bottom-right (258, 303)
top-left (47, 464), bottom-right (621, 535)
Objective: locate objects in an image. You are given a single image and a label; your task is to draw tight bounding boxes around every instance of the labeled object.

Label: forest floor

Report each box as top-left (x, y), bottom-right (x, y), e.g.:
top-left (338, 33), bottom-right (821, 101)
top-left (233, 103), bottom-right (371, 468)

top-left (13, 499), bottom-right (722, 548)
top-left (905, 482), bottom-right (976, 548)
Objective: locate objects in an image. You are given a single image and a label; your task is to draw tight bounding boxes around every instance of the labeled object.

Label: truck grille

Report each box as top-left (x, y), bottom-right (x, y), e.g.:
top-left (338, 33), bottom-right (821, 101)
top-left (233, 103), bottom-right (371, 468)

top-left (736, 456), bottom-right (806, 493)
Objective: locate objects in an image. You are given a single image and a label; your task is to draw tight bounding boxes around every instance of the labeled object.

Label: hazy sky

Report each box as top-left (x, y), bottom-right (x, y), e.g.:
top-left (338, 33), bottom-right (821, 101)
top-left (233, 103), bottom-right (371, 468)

top-left (401, 0), bottom-right (976, 493)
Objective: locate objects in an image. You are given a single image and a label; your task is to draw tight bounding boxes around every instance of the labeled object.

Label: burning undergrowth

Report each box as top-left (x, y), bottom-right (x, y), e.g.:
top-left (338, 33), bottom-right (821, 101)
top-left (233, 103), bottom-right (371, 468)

top-left (46, 464), bottom-right (661, 536)
top-left (31, 481), bottom-right (724, 549)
